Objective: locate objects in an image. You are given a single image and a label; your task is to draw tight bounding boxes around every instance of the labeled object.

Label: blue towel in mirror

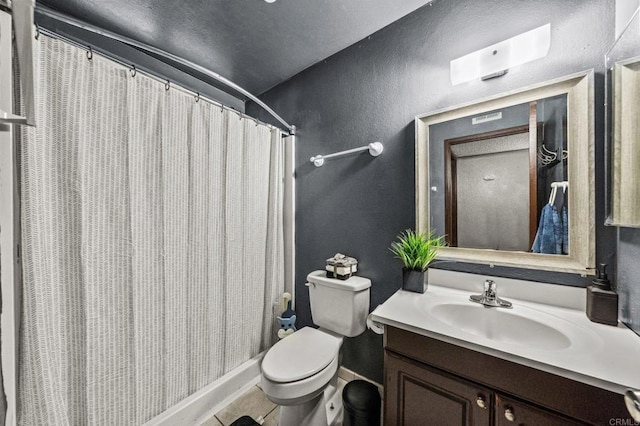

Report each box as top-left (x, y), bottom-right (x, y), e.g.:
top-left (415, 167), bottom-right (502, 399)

top-left (562, 206), bottom-right (568, 254)
top-left (532, 204), bottom-right (563, 254)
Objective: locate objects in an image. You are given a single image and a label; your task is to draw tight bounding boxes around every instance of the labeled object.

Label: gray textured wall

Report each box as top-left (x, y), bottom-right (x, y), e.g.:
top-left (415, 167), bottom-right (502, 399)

top-left (619, 229), bottom-right (640, 334)
top-left (248, 0), bottom-right (619, 382)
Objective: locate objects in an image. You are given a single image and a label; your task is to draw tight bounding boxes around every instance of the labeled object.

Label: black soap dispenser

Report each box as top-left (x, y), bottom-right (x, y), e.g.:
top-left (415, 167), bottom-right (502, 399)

top-left (586, 264), bottom-right (618, 326)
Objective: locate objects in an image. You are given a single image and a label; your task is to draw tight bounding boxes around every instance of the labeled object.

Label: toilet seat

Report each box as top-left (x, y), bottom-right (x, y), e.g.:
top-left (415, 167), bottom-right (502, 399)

top-left (262, 327), bottom-right (342, 383)
top-left (261, 355), bottom-right (340, 406)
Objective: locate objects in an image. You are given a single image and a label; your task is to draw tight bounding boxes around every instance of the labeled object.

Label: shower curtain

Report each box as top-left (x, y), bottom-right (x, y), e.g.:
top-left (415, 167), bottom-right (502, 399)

top-left (18, 37), bottom-right (284, 425)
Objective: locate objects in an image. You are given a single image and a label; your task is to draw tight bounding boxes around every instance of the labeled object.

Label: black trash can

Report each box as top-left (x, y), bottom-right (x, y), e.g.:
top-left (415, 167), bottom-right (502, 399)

top-left (342, 380), bottom-right (381, 426)
top-left (229, 416), bottom-right (260, 426)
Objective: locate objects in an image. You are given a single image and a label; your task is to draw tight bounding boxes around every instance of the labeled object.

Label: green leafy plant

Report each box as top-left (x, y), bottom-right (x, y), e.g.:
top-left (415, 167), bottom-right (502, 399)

top-left (389, 229), bottom-right (445, 272)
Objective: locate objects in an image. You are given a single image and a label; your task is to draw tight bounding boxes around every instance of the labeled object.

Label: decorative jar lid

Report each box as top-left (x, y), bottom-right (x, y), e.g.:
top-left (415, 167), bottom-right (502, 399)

top-left (326, 253), bottom-right (358, 267)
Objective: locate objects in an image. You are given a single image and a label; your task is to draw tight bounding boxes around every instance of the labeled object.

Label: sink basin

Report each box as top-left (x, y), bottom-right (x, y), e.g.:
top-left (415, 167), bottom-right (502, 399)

top-left (430, 303), bottom-right (572, 350)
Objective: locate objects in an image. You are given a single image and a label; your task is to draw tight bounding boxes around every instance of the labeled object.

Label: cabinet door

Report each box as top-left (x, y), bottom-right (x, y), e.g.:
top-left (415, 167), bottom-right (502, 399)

top-left (495, 394), bottom-right (587, 426)
top-left (385, 351), bottom-right (491, 426)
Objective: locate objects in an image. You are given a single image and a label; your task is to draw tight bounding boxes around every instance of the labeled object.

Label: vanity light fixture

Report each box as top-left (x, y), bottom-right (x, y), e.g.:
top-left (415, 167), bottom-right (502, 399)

top-left (450, 23), bottom-right (551, 85)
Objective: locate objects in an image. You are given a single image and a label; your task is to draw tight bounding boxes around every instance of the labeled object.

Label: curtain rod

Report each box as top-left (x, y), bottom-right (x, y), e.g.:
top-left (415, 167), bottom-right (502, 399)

top-left (35, 5), bottom-right (296, 135)
top-left (36, 28), bottom-right (286, 134)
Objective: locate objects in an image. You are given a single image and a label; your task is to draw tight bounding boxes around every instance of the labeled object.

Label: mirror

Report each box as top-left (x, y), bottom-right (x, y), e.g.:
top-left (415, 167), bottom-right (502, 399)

top-left (606, 8), bottom-right (640, 228)
top-left (416, 71), bottom-right (595, 275)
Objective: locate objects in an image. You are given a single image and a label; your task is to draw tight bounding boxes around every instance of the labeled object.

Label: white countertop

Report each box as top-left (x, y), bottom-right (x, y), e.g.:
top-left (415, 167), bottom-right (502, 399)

top-left (371, 270), bottom-right (640, 394)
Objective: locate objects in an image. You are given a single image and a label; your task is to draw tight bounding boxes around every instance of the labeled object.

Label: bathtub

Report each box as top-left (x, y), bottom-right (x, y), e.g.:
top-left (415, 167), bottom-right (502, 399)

top-left (144, 352), bottom-right (265, 426)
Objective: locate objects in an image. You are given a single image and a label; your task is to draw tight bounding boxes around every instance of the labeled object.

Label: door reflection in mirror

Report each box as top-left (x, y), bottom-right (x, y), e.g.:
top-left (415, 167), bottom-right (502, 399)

top-left (429, 94), bottom-right (568, 255)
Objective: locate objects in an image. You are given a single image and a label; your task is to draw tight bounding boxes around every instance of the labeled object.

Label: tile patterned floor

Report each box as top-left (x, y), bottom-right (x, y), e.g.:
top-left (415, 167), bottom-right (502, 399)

top-left (200, 385), bottom-right (277, 426)
top-left (200, 378), bottom-right (350, 426)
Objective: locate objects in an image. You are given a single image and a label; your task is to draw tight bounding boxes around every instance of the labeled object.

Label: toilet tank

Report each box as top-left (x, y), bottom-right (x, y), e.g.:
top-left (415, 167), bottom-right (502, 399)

top-left (306, 270), bottom-right (371, 337)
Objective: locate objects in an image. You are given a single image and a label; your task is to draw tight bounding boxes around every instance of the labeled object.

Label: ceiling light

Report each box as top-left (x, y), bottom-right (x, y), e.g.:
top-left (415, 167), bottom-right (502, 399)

top-left (265, 0), bottom-right (276, 3)
top-left (450, 24), bottom-right (551, 85)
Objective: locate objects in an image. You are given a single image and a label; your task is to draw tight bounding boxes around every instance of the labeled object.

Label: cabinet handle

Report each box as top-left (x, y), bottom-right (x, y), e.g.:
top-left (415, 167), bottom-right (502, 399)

top-left (504, 407), bottom-right (516, 422)
top-left (476, 395), bottom-right (487, 409)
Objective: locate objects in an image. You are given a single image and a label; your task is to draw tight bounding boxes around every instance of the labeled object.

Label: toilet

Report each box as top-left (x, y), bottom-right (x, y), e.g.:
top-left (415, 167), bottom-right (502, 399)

top-left (261, 270), bottom-right (371, 426)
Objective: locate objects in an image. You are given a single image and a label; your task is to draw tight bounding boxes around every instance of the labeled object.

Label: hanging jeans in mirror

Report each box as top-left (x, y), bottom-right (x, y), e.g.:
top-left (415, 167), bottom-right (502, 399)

top-left (532, 204), bottom-right (564, 254)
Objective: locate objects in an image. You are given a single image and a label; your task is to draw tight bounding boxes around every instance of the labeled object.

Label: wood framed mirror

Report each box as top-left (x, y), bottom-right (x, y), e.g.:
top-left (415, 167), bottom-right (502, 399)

top-left (605, 5), bottom-right (640, 228)
top-left (415, 71), bottom-right (595, 275)
top-left (610, 56), bottom-right (640, 227)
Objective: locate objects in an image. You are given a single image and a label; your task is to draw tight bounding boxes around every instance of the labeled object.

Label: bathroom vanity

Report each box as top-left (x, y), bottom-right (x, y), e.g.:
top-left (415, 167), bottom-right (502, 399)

top-left (384, 327), bottom-right (626, 425)
top-left (371, 270), bottom-right (640, 425)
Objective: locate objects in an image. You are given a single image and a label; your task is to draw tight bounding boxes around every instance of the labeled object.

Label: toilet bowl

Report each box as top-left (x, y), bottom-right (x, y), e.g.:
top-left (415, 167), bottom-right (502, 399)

top-left (262, 327), bottom-right (342, 403)
top-left (261, 271), bottom-right (371, 426)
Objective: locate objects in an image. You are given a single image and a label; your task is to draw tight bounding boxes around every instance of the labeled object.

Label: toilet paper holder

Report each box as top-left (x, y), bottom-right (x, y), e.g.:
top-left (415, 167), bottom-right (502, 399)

top-left (367, 309), bottom-right (384, 335)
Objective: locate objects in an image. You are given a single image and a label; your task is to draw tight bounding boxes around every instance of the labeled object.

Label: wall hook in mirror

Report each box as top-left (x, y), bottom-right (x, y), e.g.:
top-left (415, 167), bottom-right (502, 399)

top-left (538, 143), bottom-right (568, 168)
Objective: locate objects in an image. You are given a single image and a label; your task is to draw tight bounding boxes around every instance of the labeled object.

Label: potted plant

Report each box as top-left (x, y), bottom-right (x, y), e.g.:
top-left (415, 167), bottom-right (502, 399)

top-left (389, 229), bottom-right (445, 293)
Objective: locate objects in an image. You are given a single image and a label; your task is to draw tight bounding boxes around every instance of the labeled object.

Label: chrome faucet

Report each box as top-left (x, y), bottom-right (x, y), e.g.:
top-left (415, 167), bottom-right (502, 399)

top-left (470, 280), bottom-right (513, 308)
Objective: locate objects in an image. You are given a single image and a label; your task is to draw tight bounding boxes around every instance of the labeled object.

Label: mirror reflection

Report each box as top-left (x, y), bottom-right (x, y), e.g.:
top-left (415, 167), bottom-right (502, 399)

top-left (610, 58), bottom-right (640, 227)
top-left (606, 7), bottom-right (640, 228)
top-left (429, 94), bottom-right (569, 255)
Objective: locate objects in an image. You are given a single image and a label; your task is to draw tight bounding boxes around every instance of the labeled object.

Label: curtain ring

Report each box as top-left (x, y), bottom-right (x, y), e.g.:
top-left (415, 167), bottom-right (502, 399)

top-left (254, 117), bottom-right (259, 127)
top-left (87, 46), bottom-right (93, 61)
top-left (165, 80), bottom-right (170, 91)
top-left (195, 92), bottom-right (200, 103)
top-left (220, 104), bottom-right (224, 113)
top-left (130, 65), bottom-right (136, 77)
top-left (35, 23), bottom-right (40, 40)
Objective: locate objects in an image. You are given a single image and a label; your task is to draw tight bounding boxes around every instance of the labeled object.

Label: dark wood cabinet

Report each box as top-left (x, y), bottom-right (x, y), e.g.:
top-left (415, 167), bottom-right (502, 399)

top-left (494, 394), bottom-right (583, 426)
top-left (384, 326), bottom-right (629, 426)
top-left (386, 351), bottom-right (491, 426)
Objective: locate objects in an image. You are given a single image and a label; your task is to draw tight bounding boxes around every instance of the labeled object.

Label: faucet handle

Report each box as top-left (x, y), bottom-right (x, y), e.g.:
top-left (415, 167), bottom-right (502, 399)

top-left (484, 280), bottom-right (496, 300)
top-left (484, 279), bottom-right (496, 291)
top-left (470, 279), bottom-right (512, 308)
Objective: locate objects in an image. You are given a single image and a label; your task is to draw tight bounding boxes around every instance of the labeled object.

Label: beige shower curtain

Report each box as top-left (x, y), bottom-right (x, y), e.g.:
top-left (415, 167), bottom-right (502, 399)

top-left (18, 36), bottom-right (284, 425)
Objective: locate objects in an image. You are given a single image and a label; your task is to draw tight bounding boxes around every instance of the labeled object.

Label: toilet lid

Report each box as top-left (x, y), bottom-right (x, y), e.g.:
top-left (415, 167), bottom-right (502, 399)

top-left (262, 327), bottom-right (342, 383)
